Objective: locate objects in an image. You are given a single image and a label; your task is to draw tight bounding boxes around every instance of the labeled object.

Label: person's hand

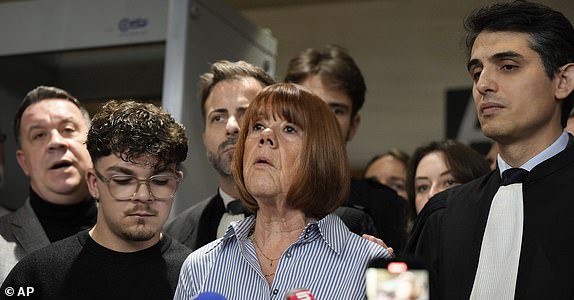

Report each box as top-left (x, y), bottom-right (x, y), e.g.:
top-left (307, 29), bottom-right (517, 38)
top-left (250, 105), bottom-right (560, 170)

top-left (362, 234), bottom-right (395, 257)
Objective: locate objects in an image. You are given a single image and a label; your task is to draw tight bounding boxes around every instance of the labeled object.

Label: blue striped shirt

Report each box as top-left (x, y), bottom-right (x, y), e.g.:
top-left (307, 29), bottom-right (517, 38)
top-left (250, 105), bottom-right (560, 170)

top-left (174, 213), bottom-right (391, 300)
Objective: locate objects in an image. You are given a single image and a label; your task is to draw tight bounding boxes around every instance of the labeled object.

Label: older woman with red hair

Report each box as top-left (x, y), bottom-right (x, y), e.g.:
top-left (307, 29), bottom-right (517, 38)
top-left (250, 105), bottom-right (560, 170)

top-left (174, 83), bottom-right (391, 299)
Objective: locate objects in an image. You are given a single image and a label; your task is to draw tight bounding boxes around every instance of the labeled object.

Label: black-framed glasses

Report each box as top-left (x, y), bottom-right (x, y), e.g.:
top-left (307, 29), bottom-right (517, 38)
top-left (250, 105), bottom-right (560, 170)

top-left (94, 169), bottom-right (180, 201)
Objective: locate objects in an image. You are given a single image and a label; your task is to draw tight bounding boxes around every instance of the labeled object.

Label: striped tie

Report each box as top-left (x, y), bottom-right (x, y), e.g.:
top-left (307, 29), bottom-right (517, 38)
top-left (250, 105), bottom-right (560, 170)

top-left (470, 168), bottom-right (529, 300)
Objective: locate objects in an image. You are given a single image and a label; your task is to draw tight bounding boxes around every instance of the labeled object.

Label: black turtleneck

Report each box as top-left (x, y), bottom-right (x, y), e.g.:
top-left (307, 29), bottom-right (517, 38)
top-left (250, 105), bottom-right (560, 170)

top-left (29, 188), bottom-right (97, 242)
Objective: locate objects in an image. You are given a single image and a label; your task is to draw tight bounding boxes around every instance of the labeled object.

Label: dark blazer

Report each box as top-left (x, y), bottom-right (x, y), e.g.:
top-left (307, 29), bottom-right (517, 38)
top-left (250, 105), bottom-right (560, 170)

top-left (165, 193), bottom-right (225, 251)
top-left (334, 206), bottom-right (378, 237)
top-left (0, 206), bottom-right (10, 217)
top-left (404, 140), bottom-right (574, 299)
top-left (0, 199), bottom-right (50, 284)
top-left (347, 178), bottom-right (409, 253)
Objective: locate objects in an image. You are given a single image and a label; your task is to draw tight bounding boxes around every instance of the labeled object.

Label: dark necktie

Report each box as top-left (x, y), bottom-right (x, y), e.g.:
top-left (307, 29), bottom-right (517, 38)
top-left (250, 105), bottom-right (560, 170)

top-left (501, 168), bottom-right (529, 186)
top-left (471, 167), bottom-right (529, 299)
top-left (226, 200), bottom-right (244, 215)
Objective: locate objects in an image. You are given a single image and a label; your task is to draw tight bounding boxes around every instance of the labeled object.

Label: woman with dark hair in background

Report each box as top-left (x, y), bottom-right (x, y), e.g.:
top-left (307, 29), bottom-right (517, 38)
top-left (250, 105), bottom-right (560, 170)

top-left (406, 140), bottom-right (490, 218)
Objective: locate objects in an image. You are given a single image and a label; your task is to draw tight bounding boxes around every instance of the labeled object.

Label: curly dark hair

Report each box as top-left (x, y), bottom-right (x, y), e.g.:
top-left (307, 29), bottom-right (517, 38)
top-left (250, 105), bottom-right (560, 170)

top-left (87, 100), bottom-right (188, 169)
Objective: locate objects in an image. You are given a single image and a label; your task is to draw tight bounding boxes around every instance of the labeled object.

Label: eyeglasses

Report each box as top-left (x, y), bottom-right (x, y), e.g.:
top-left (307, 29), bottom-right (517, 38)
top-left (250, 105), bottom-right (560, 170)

top-left (94, 169), bottom-right (180, 201)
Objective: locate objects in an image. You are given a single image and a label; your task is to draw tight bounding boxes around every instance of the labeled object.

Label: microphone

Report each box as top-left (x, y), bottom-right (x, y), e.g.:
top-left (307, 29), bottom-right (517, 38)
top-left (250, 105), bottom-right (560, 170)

top-left (285, 288), bottom-right (315, 300)
top-left (193, 292), bottom-right (227, 299)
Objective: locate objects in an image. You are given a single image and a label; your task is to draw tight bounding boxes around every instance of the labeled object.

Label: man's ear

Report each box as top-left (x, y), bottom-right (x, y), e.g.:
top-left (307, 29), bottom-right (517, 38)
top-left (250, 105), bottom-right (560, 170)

top-left (346, 113), bottom-right (361, 142)
top-left (16, 149), bottom-right (31, 176)
top-left (555, 63), bottom-right (574, 100)
top-left (85, 168), bottom-right (100, 200)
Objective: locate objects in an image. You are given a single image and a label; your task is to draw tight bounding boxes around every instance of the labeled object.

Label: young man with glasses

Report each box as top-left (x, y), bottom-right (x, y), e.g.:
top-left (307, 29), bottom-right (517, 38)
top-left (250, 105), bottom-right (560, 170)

top-left (1, 100), bottom-right (191, 299)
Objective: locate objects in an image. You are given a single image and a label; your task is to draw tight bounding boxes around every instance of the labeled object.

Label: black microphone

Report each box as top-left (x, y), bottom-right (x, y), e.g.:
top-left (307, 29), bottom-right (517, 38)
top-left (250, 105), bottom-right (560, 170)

top-left (285, 288), bottom-right (315, 300)
top-left (193, 291), bottom-right (227, 299)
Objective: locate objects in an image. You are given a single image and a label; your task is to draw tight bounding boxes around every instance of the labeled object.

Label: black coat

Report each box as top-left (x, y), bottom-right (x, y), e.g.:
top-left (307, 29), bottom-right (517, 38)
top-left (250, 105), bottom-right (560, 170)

top-left (404, 141), bottom-right (574, 299)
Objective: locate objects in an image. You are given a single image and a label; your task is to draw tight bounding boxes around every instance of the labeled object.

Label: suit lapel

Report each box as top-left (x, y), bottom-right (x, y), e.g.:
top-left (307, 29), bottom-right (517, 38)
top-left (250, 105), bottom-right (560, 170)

top-left (196, 193), bottom-right (225, 249)
top-left (9, 199), bottom-right (50, 254)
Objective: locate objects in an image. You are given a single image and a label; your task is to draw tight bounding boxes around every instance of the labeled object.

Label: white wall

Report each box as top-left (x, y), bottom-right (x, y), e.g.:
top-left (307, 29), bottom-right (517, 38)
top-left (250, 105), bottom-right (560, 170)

top-left (239, 0), bottom-right (574, 170)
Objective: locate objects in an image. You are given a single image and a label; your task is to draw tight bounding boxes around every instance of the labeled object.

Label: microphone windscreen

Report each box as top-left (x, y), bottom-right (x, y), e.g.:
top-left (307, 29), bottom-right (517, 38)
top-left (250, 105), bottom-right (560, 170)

top-left (193, 291), bottom-right (227, 300)
top-left (285, 288), bottom-right (315, 300)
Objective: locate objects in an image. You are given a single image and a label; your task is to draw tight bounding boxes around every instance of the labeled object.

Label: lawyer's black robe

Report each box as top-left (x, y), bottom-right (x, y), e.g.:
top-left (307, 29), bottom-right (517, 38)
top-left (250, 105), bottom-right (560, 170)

top-left (404, 141), bottom-right (574, 299)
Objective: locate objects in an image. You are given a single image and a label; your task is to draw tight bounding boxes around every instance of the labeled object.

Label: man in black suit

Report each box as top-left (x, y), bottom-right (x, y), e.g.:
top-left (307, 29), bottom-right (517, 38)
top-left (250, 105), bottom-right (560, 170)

top-left (165, 60), bottom-right (275, 250)
top-left (405, 1), bottom-right (574, 299)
